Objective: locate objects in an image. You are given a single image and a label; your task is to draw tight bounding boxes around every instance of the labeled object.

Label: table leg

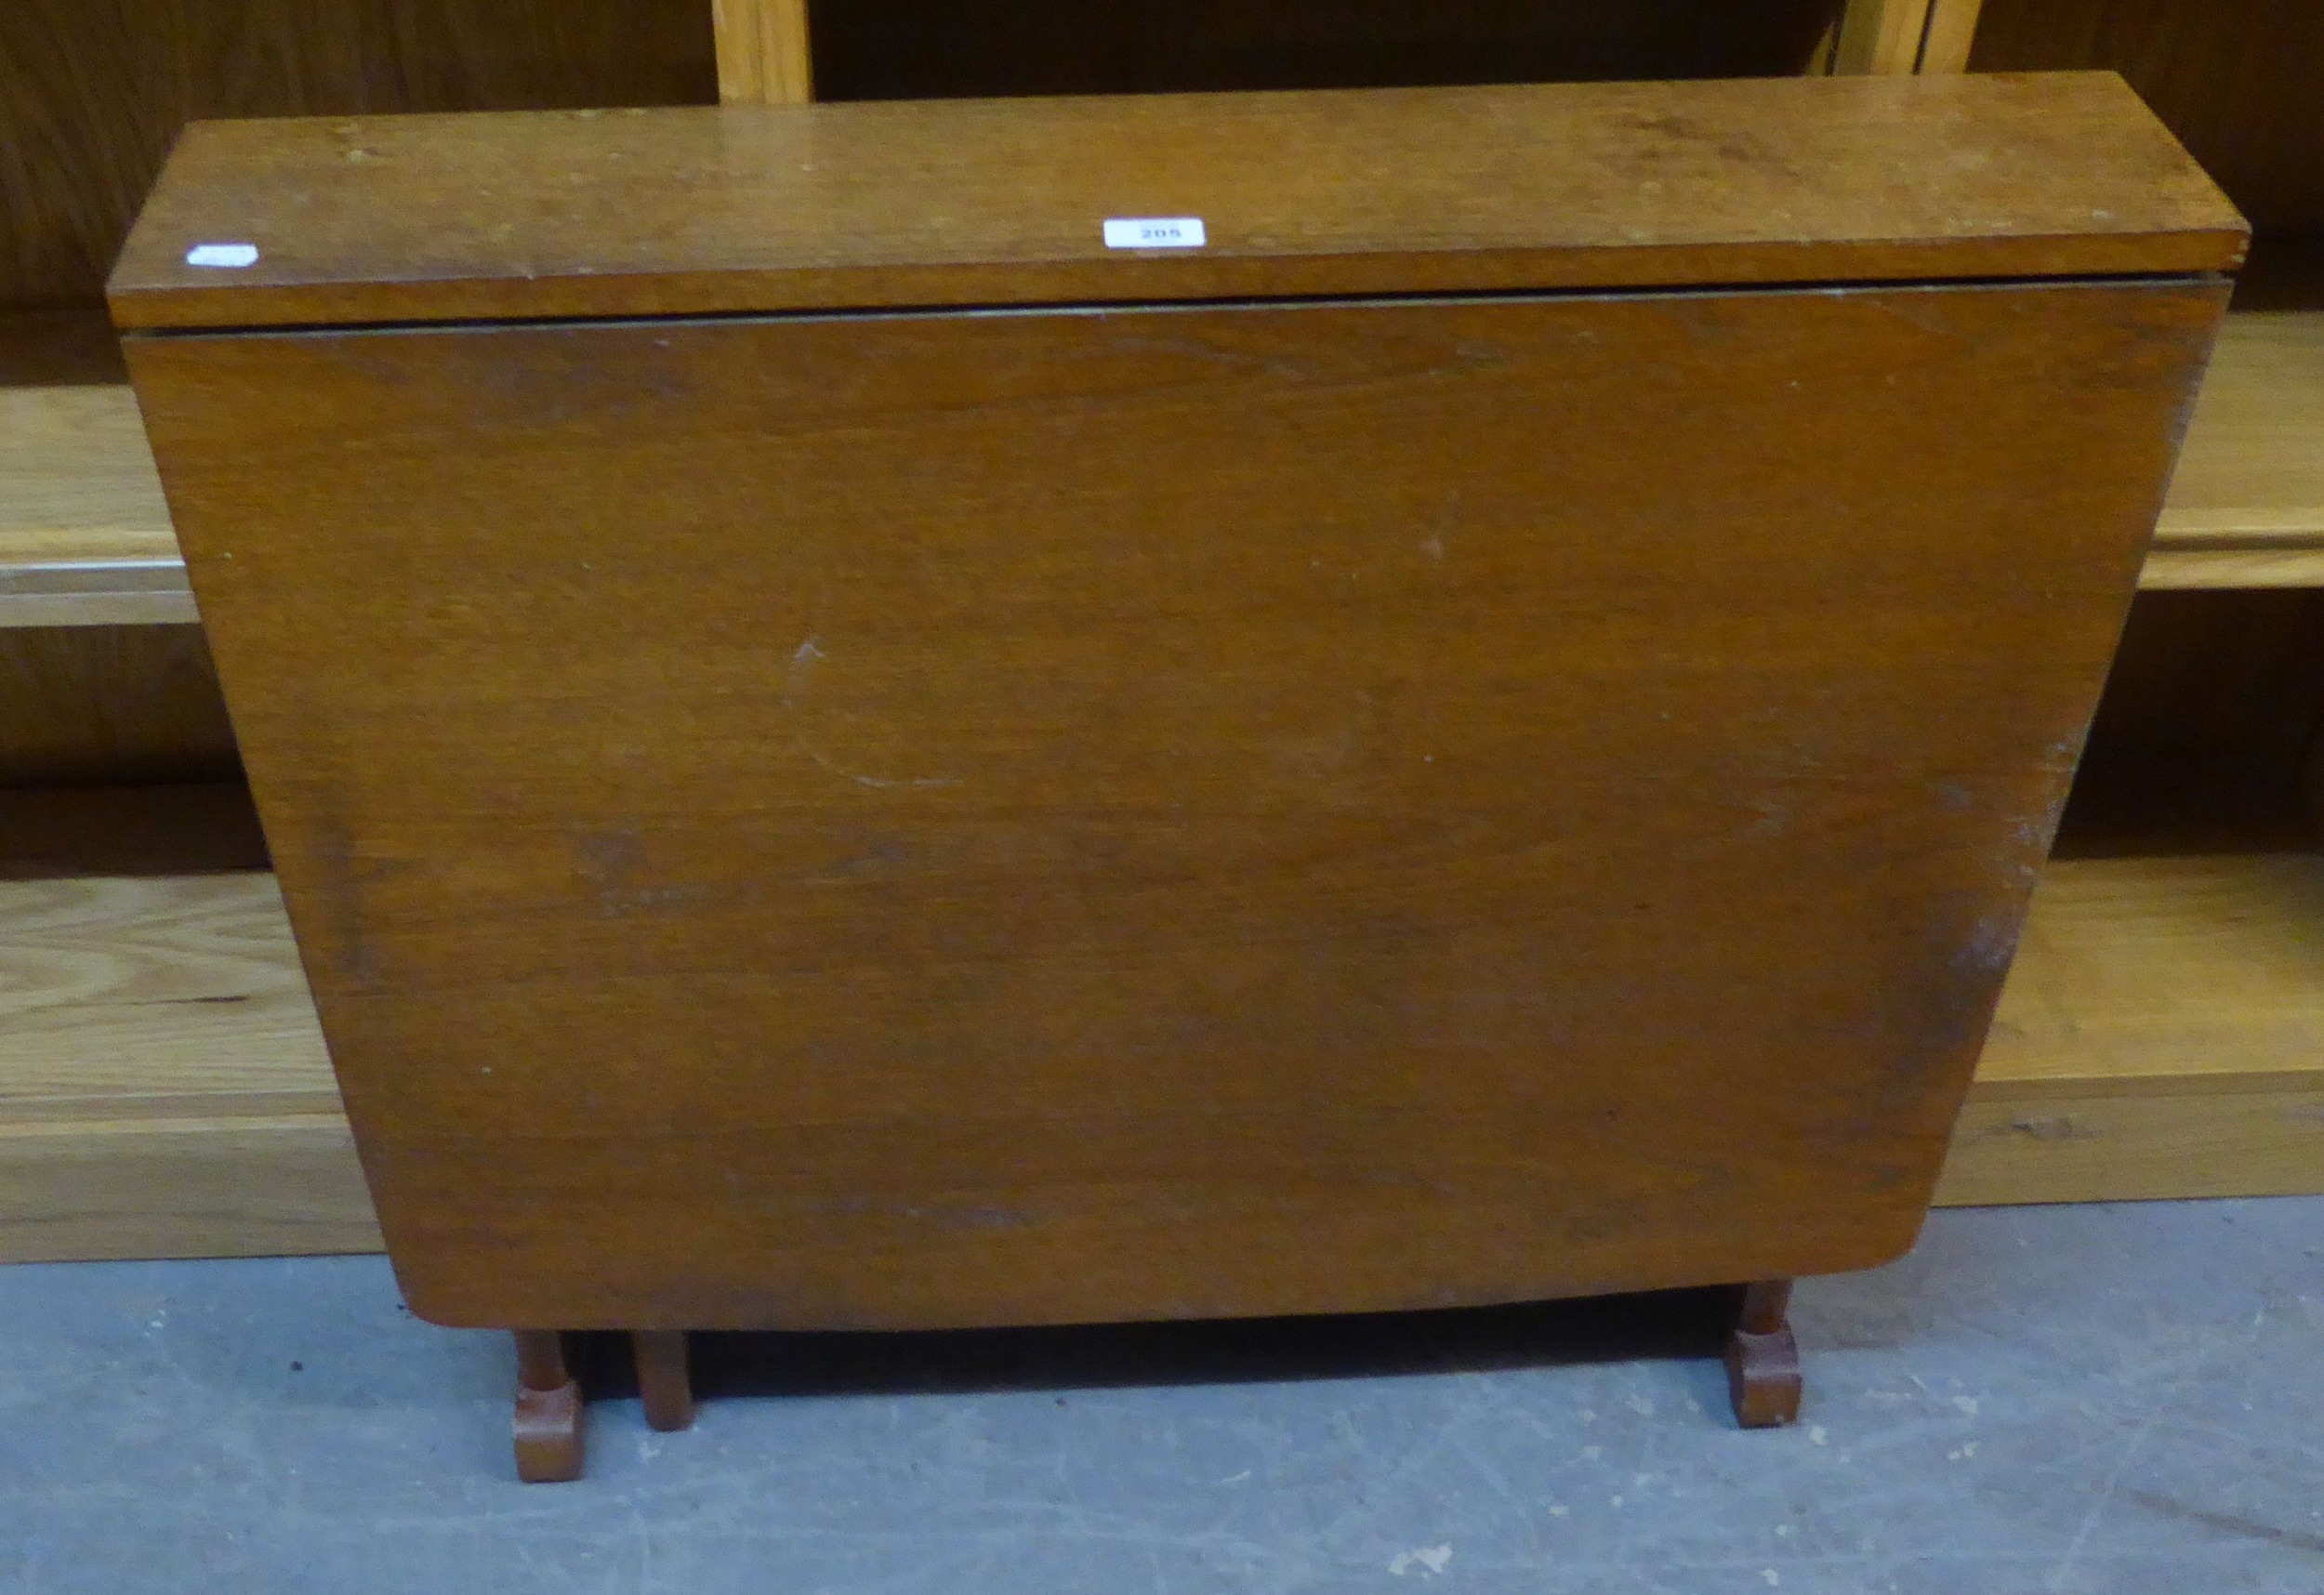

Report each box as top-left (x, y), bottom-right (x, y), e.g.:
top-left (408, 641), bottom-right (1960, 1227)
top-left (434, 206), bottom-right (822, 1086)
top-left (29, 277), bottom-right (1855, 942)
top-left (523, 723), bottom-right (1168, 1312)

top-left (632, 1330), bottom-right (696, 1433)
top-left (1724, 1279), bottom-right (1803, 1429)
top-left (512, 1329), bottom-right (586, 1482)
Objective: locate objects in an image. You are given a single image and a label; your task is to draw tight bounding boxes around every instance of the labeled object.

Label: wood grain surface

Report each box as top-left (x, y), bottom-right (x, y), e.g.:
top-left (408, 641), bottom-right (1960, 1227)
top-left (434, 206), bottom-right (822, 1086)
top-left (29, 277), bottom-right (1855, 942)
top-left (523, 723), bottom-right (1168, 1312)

top-left (0, 872), bottom-right (367, 1266)
top-left (129, 272), bottom-right (2223, 1329)
top-left (2153, 308), bottom-right (2324, 539)
top-left (108, 74), bottom-right (2244, 330)
top-left (0, 0), bottom-right (714, 313)
top-left (1978, 855), bottom-right (2324, 1095)
top-left (0, 874), bottom-right (334, 1117)
top-left (1934, 1085), bottom-right (2324, 1206)
top-left (713, 0), bottom-right (812, 104)
top-left (1971, 0), bottom-right (2324, 234)
top-left (0, 384), bottom-right (193, 627)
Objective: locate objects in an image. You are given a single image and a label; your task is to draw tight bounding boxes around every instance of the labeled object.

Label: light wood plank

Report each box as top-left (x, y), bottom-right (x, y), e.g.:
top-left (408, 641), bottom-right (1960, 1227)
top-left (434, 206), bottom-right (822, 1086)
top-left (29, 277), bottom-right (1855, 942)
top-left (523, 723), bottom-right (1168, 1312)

top-left (2153, 309), bottom-right (2324, 536)
top-left (0, 1114), bottom-right (378, 1263)
top-left (1917, 0), bottom-right (1987, 72)
top-left (1833, 0), bottom-right (1934, 72)
top-left (0, 385), bottom-right (193, 627)
top-left (0, 873), bottom-right (362, 1263)
top-left (1934, 1086), bottom-right (2324, 1206)
top-left (0, 875), bottom-right (336, 1114)
top-left (1979, 854), bottom-right (2324, 1094)
top-left (2133, 306), bottom-right (2324, 588)
top-left (711, 0), bottom-right (812, 104)
top-left (2139, 546), bottom-right (2324, 588)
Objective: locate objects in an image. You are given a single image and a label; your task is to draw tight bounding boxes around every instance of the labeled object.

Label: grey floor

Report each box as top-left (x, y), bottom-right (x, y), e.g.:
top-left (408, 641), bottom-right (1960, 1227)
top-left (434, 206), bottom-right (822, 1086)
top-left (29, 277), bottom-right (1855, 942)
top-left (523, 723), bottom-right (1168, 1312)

top-left (4, 1199), bottom-right (2320, 1594)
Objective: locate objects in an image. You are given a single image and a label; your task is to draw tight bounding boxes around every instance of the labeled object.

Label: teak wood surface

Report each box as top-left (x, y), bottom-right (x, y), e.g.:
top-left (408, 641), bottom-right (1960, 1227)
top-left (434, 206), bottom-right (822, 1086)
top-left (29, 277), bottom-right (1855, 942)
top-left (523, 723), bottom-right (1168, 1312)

top-left (127, 270), bottom-right (2226, 1329)
top-left (109, 73), bottom-right (2242, 330)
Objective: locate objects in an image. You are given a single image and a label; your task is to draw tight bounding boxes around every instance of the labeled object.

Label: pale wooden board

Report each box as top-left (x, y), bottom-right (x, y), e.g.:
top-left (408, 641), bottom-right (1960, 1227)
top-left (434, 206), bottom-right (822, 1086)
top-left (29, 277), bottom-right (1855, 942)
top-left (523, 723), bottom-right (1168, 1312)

top-left (2151, 307), bottom-right (2324, 534)
top-left (711, 0), bottom-right (812, 104)
top-left (1917, 0), bottom-right (1987, 73)
top-left (0, 385), bottom-right (193, 627)
top-left (2137, 307), bottom-right (2324, 588)
top-left (1934, 1086), bottom-right (2324, 1206)
top-left (0, 1114), bottom-right (379, 1263)
top-left (1834, 0), bottom-right (1934, 73)
top-left (0, 874), bottom-right (337, 1116)
top-left (1980, 854), bottom-right (2324, 1096)
top-left (2139, 546), bottom-right (2324, 588)
top-left (0, 873), bottom-right (361, 1262)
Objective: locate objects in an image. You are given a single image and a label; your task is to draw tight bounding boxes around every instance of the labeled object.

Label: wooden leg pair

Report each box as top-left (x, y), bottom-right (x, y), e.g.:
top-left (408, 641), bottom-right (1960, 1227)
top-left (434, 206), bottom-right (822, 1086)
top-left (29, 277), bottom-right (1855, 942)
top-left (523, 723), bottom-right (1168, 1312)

top-left (512, 1329), bottom-right (694, 1483)
top-left (509, 1284), bottom-right (1797, 1480)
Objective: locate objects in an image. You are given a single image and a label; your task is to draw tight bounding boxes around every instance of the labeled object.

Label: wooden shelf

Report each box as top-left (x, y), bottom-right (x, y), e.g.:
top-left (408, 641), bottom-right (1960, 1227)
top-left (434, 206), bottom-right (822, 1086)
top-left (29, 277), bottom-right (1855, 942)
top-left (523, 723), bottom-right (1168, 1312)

top-left (0, 385), bottom-right (193, 627)
top-left (6, 856), bottom-right (2317, 1259)
top-left (1934, 853), bottom-right (2324, 1206)
top-left (2143, 306), bottom-right (2324, 589)
top-left (0, 873), bottom-right (376, 1262)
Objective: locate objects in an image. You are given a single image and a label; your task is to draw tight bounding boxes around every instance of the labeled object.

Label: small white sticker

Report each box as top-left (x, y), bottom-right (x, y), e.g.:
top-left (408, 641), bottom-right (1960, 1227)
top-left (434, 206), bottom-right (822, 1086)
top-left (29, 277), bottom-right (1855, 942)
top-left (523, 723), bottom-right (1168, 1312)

top-left (1103, 217), bottom-right (1207, 250)
top-left (185, 243), bottom-right (259, 269)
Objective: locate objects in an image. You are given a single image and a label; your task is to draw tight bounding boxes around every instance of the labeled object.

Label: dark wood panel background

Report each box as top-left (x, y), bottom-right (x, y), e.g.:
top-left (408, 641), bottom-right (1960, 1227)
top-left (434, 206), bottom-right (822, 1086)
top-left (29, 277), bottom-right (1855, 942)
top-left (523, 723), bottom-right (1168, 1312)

top-left (1973, 0), bottom-right (2324, 234)
top-left (0, 0), bottom-right (716, 312)
top-left (812, 0), bottom-right (1842, 101)
top-left (0, 626), bottom-right (240, 787)
top-left (2057, 589), bottom-right (2324, 855)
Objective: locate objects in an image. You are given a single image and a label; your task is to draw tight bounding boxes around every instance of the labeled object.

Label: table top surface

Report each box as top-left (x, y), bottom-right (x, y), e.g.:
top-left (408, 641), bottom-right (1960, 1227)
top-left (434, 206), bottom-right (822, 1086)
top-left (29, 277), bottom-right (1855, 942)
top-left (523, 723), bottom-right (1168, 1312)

top-left (111, 72), bottom-right (2244, 330)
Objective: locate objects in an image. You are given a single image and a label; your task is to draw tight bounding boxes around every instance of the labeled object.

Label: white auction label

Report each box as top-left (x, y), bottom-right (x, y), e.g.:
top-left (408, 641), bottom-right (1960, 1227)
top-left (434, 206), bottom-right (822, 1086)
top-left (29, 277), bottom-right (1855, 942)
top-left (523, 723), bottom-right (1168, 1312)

top-left (185, 243), bottom-right (260, 268)
top-left (1103, 217), bottom-right (1207, 250)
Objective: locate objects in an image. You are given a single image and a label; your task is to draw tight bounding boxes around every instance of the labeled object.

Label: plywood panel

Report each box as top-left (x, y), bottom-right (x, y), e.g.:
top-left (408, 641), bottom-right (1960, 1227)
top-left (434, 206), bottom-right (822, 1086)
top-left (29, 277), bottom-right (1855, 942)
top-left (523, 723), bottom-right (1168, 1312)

top-left (0, 874), bottom-right (334, 1113)
top-left (2155, 308), bottom-right (2324, 543)
top-left (0, 0), bottom-right (716, 311)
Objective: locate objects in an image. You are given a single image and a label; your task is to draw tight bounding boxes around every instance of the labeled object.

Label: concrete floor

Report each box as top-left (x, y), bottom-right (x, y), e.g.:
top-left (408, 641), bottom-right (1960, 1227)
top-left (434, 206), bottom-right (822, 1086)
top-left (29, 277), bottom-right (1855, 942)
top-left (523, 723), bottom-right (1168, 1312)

top-left (4, 1198), bottom-right (2320, 1594)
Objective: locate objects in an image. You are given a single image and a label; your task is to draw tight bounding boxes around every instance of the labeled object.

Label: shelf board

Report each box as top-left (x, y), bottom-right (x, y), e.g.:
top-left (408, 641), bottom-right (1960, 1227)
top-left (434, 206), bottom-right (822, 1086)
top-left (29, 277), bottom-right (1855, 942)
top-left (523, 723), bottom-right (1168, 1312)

top-left (2144, 306), bottom-right (2324, 588)
top-left (7, 855), bottom-right (2319, 1259)
top-left (1933, 853), bottom-right (2324, 1206)
top-left (0, 872), bottom-right (376, 1262)
top-left (1974, 854), bottom-right (2324, 1097)
top-left (0, 385), bottom-right (193, 627)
